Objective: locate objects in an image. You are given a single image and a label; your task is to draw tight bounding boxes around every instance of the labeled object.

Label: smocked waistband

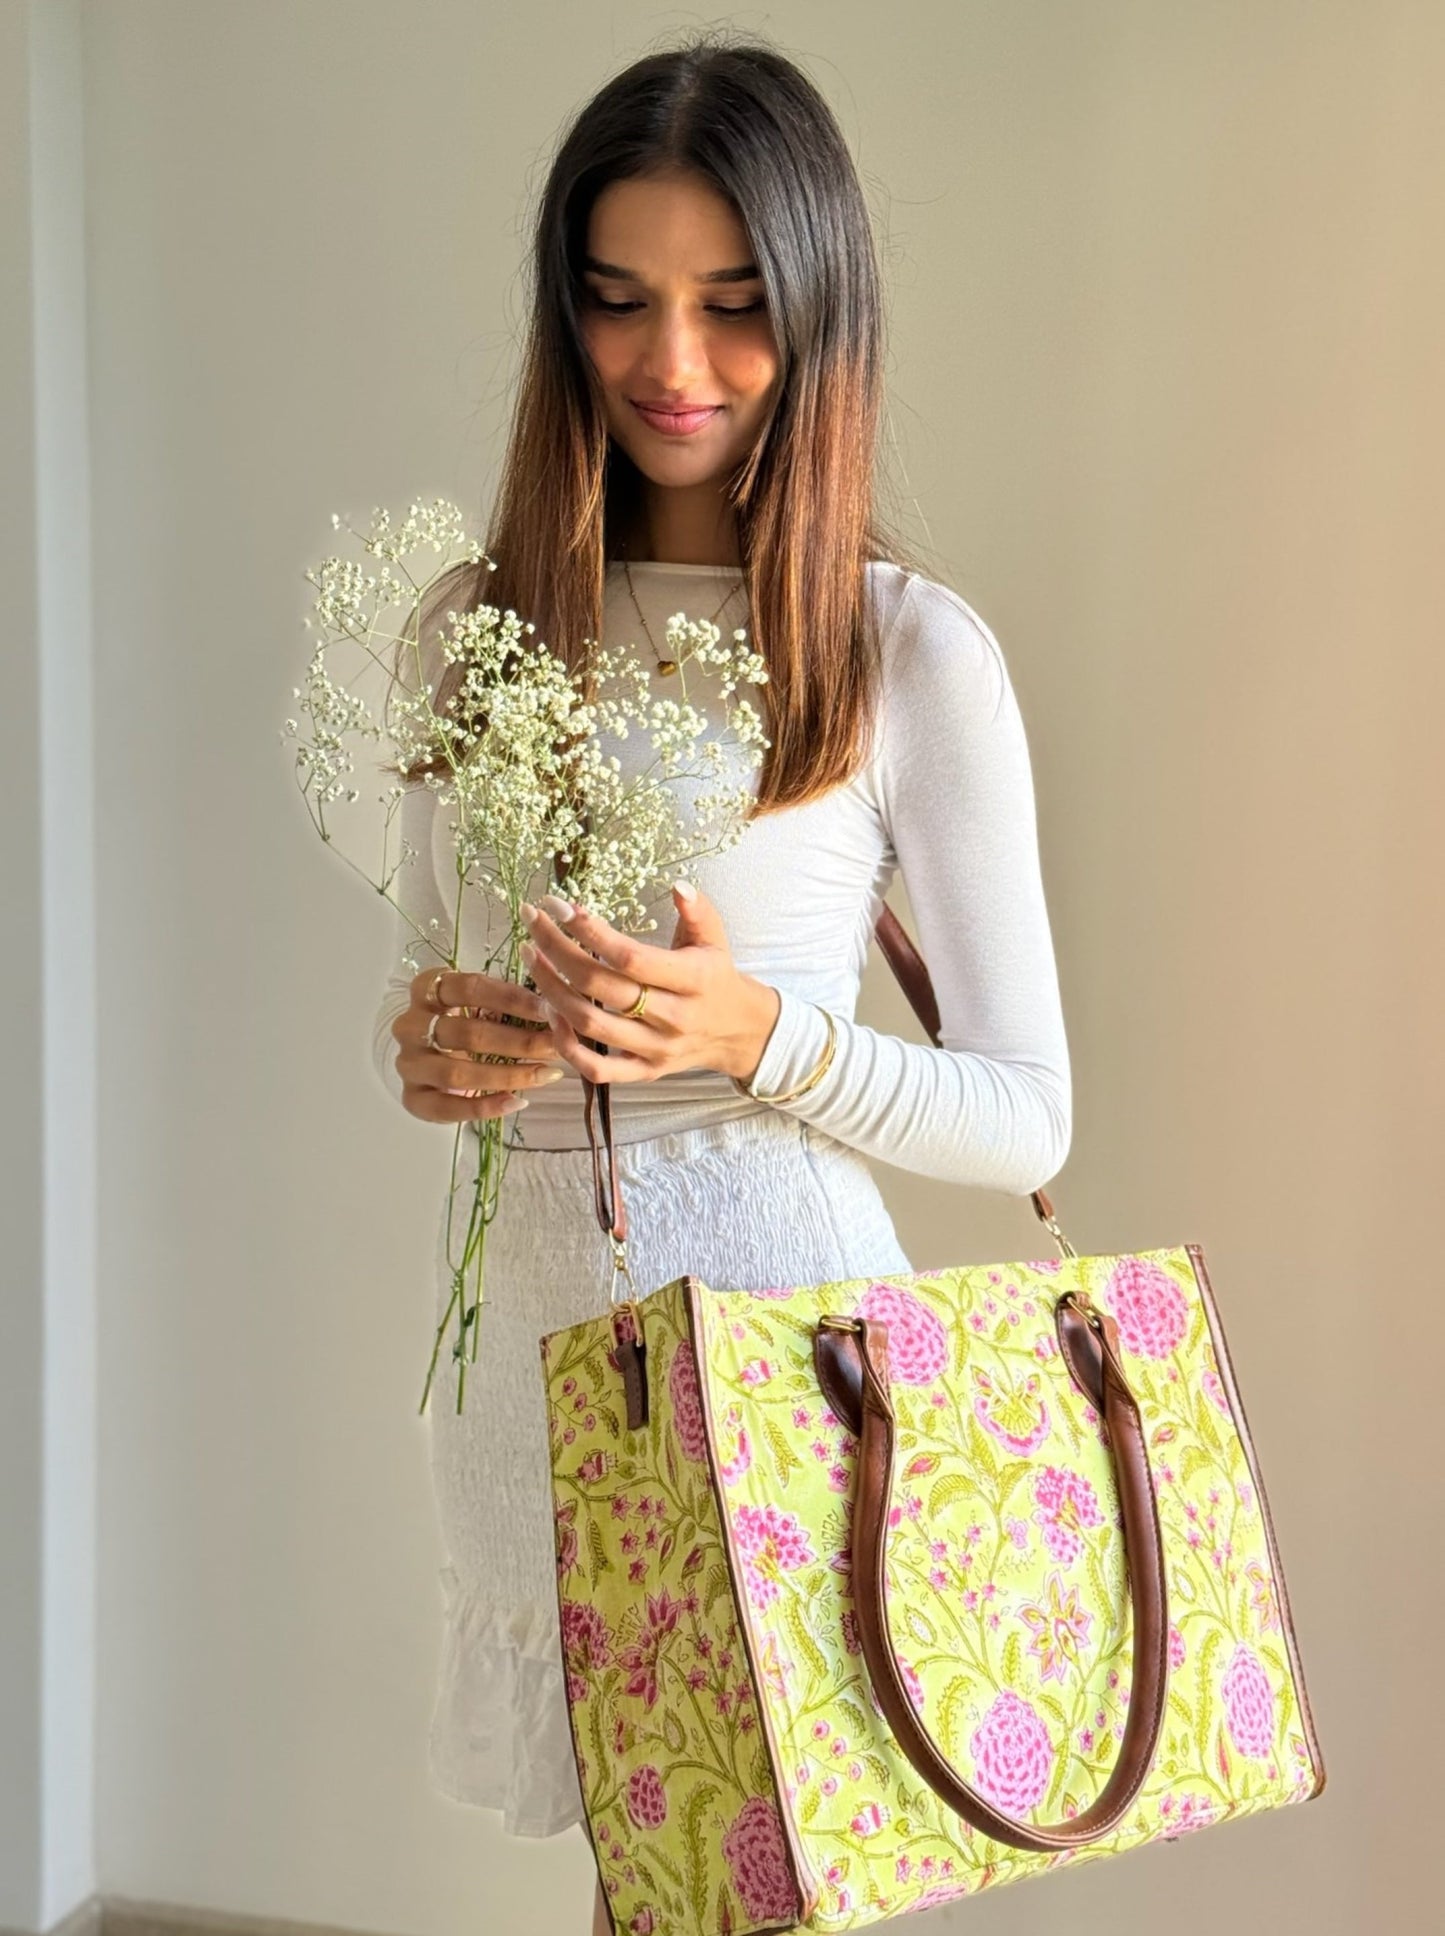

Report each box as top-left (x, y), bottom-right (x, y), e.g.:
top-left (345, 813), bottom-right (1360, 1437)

top-left (488, 1103), bottom-right (813, 1186)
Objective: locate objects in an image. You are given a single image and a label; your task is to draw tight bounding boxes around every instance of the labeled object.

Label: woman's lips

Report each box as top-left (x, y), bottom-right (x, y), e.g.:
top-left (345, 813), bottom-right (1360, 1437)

top-left (631, 401), bottom-right (723, 436)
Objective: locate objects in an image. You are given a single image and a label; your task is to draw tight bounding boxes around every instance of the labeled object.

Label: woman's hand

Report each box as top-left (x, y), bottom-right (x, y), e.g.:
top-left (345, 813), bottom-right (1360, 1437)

top-left (518, 880), bottom-right (782, 1087)
top-left (390, 965), bottom-right (567, 1123)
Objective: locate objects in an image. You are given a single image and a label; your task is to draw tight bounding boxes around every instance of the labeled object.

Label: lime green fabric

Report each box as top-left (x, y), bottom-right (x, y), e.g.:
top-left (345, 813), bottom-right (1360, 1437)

top-left (542, 1247), bottom-right (1321, 1932)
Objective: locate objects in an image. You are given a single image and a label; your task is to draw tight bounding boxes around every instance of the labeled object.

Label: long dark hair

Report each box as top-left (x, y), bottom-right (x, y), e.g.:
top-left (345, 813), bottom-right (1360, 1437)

top-left (399, 28), bottom-right (932, 815)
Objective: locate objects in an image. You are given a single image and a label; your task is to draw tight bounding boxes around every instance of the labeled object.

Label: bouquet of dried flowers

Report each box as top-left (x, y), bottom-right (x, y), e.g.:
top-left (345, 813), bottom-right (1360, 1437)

top-left (280, 498), bottom-right (770, 1414)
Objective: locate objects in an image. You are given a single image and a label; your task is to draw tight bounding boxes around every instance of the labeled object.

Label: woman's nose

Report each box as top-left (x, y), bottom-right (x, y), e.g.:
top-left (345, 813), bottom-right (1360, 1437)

top-left (636, 311), bottom-right (711, 387)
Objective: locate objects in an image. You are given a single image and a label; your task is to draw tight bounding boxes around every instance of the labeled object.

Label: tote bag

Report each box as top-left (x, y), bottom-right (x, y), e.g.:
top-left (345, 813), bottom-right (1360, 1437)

top-left (540, 904), bottom-right (1325, 1933)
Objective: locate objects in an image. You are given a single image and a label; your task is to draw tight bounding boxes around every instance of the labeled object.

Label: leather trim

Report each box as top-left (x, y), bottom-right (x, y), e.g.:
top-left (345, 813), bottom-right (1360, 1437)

top-left (610, 1306), bottom-right (648, 1432)
top-left (874, 901), bottom-right (941, 1043)
top-left (1185, 1244), bottom-right (1327, 1799)
top-left (814, 1323), bottom-right (862, 1429)
top-left (1055, 1297), bottom-right (1107, 1413)
top-left (685, 1281), bottom-right (817, 1927)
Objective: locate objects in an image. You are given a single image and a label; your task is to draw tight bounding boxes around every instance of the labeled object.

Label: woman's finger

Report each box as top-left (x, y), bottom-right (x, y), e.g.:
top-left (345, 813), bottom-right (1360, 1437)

top-left (420, 1005), bottom-right (562, 1063)
top-left (540, 1000), bottom-right (652, 1084)
top-left (414, 964), bottom-right (550, 1022)
top-left (521, 939), bottom-right (671, 1059)
top-left (522, 900), bottom-right (692, 1002)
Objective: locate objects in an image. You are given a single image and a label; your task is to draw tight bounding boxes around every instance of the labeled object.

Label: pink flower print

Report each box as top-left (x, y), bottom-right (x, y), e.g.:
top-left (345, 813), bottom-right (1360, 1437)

top-left (559, 1600), bottom-right (611, 1702)
top-left (970, 1690), bottom-right (1055, 1814)
top-left (896, 1655), bottom-right (927, 1711)
top-left (1222, 1642), bottom-right (1276, 1758)
top-left (667, 1340), bottom-right (708, 1462)
top-left (1202, 1368), bottom-right (1232, 1415)
top-left (739, 1357), bottom-right (773, 1386)
top-left (628, 1911), bottom-right (657, 1935)
top-left (914, 1880), bottom-right (972, 1910)
top-left (1005, 1515), bottom-right (1030, 1551)
top-left (625, 1764), bottom-right (667, 1829)
top-left (717, 1405), bottom-right (753, 1487)
top-left (732, 1502), bottom-right (816, 1609)
top-left (1018, 1571), bottom-right (1094, 1684)
top-left (554, 1501), bottom-right (579, 1578)
top-left (1031, 1465), bottom-right (1104, 1565)
top-left (973, 1365), bottom-right (1051, 1455)
top-left (1160, 1792), bottom-right (1218, 1838)
top-left (721, 1795), bottom-right (797, 1922)
top-left (1245, 1558), bottom-right (1282, 1633)
top-left (849, 1801), bottom-right (890, 1836)
top-left (1168, 1624), bottom-right (1187, 1670)
top-left (615, 1588), bottom-right (682, 1709)
top-left (840, 1608), bottom-right (862, 1655)
top-left (1105, 1257), bottom-right (1189, 1360)
top-left (854, 1281), bottom-right (949, 1385)
top-left (753, 1282), bottom-right (797, 1299)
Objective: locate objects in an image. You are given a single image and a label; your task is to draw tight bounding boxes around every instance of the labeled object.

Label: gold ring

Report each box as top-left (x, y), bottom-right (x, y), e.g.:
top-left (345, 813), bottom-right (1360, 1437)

top-left (427, 968), bottom-right (448, 1010)
top-left (619, 981), bottom-right (649, 1020)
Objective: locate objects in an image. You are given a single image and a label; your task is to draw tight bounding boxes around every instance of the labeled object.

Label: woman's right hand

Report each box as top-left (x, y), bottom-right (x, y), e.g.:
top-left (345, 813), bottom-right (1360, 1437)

top-left (390, 966), bottom-right (569, 1122)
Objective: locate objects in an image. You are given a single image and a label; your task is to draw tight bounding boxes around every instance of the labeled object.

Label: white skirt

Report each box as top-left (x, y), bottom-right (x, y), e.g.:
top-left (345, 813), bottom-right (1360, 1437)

top-left (421, 1106), bottom-right (913, 1839)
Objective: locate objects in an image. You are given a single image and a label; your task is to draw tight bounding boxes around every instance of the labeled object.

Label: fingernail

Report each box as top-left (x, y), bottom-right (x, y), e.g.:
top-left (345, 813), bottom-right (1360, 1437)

top-left (673, 878), bottom-right (697, 900)
top-left (540, 892), bottom-right (575, 922)
top-left (536, 1068), bottom-right (566, 1082)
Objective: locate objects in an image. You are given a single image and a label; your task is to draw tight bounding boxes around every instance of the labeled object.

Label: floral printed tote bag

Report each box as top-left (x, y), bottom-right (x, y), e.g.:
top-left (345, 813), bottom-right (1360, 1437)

top-left (540, 905), bottom-right (1325, 1934)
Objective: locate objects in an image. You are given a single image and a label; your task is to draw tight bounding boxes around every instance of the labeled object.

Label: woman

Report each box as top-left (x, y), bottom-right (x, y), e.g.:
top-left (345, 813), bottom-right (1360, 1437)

top-left (371, 31), bottom-right (1072, 1933)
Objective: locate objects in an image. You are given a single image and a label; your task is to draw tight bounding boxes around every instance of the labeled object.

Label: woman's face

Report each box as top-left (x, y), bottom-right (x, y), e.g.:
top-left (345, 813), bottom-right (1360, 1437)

top-left (578, 171), bottom-right (781, 500)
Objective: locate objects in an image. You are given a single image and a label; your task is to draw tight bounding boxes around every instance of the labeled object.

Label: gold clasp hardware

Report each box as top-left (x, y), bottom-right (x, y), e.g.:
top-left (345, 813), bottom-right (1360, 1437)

top-left (818, 1313), bottom-right (865, 1334)
top-left (1041, 1211), bottom-right (1078, 1260)
top-left (1061, 1287), bottom-right (1104, 1333)
top-left (608, 1235), bottom-right (635, 1309)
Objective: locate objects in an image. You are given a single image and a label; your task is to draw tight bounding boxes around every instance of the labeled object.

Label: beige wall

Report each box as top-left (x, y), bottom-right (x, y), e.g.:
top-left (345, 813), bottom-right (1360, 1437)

top-left (5, 2), bottom-right (1440, 1932)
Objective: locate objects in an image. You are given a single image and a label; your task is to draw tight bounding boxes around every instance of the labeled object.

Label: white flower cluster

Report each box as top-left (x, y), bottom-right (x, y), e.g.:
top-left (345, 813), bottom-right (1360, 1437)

top-left (282, 495), bottom-right (772, 961)
top-left (282, 495), bottom-right (774, 1415)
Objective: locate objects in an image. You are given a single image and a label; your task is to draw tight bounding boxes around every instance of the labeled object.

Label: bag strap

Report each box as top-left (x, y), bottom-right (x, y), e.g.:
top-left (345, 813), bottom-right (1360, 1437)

top-left (573, 898), bottom-right (1071, 1261)
top-left (814, 1298), bottom-right (1170, 1850)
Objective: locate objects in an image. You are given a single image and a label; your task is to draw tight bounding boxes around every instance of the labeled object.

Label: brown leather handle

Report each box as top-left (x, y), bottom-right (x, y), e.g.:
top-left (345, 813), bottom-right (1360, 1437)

top-left (813, 1295), bottom-right (1169, 1851)
top-left (576, 896), bottom-right (1064, 1251)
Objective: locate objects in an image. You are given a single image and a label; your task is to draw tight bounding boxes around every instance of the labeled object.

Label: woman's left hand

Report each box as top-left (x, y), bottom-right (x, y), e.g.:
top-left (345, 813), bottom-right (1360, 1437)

top-left (518, 880), bottom-right (780, 1087)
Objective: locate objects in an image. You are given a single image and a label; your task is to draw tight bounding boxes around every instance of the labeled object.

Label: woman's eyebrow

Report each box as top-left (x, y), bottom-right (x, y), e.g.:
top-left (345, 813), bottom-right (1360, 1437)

top-left (582, 255), bottom-right (760, 284)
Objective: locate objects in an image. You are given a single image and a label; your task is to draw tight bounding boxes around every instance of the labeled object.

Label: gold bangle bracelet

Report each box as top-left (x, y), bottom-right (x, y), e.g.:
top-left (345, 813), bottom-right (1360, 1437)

top-left (731, 1004), bottom-right (838, 1106)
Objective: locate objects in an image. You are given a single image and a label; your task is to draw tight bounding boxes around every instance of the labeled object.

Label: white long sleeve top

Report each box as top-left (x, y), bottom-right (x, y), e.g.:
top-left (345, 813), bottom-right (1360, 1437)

top-left (369, 558), bottom-right (1071, 1193)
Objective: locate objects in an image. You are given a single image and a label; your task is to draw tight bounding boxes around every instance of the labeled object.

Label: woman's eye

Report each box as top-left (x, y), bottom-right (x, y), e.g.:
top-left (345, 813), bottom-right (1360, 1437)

top-left (589, 296), bottom-right (765, 318)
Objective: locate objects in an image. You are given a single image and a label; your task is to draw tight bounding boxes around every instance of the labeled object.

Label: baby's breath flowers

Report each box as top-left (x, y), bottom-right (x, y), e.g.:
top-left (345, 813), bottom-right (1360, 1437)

top-left (281, 498), bottom-right (770, 1415)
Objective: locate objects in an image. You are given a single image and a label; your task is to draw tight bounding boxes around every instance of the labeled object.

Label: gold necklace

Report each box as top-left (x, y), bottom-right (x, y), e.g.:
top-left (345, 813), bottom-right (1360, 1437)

top-left (619, 544), bottom-right (746, 677)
